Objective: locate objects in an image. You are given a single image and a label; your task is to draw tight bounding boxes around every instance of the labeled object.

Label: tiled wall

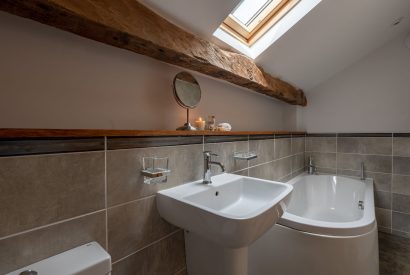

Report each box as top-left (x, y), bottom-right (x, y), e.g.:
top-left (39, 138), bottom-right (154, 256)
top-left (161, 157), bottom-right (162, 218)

top-left (0, 134), bottom-right (304, 274)
top-left (305, 133), bottom-right (410, 238)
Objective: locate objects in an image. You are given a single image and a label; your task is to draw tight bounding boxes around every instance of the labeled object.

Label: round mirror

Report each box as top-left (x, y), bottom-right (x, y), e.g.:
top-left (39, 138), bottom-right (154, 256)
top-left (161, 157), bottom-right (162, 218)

top-left (173, 72), bottom-right (201, 109)
top-left (173, 72), bottom-right (201, 130)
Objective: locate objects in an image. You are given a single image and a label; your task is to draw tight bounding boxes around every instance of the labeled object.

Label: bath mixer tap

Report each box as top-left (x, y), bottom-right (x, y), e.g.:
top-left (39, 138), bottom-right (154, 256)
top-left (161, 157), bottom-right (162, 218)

top-left (360, 162), bottom-right (365, 180)
top-left (203, 151), bottom-right (225, 184)
top-left (307, 156), bottom-right (316, 175)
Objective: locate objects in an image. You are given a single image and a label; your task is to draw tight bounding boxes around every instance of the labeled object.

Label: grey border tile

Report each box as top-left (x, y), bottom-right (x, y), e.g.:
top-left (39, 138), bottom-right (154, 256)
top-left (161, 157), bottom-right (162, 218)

top-left (204, 135), bottom-right (248, 143)
top-left (291, 133), bottom-right (306, 137)
top-left (393, 133), bottom-right (410, 137)
top-left (107, 136), bottom-right (203, 150)
top-left (338, 133), bottom-right (392, 137)
top-left (275, 134), bottom-right (291, 139)
top-left (306, 133), bottom-right (337, 137)
top-left (0, 138), bottom-right (104, 156)
top-left (248, 134), bottom-right (275, 140)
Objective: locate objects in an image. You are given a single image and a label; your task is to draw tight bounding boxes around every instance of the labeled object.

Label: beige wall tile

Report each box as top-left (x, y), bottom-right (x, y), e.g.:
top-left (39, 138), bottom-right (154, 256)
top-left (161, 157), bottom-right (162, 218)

top-left (107, 144), bottom-right (203, 207)
top-left (249, 139), bottom-right (274, 166)
top-left (392, 194), bottom-right (410, 214)
top-left (108, 196), bottom-right (177, 261)
top-left (305, 152), bottom-right (336, 169)
top-left (392, 212), bottom-right (410, 233)
top-left (111, 231), bottom-right (186, 275)
top-left (274, 138), bottom-right (291, 159)
top-left (292, 153), bottom-right (305, 172)
top-left (393, 174), bottom-right (410, 195)
top-left (0, 152), bottom-right (105, 238)
top-left (273, 157), bottom-right (292, 180)
top-left (338, 154), bottom-right (391, 173)
top-left (393, 137), bottom-right (410, 157)
top-left (291, 137), bottom-right (305, 154)
top-left (249, 162), bottom-right (275, 181)
top-left (393, 156), bottom-right (410, 175)
top-left (204, 141), bottom-right (248, 174)
top-left (375, 208), bottom-right (391, 228)
top-left (306, 137), bottom-right (336, 153)
top-left (337, 137), bottom-right (392, 155)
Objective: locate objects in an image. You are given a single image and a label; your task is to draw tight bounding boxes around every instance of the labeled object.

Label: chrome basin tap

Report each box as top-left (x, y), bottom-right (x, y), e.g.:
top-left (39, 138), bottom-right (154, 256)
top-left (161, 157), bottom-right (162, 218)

top-left (203, 151), bottom-right (225, 184)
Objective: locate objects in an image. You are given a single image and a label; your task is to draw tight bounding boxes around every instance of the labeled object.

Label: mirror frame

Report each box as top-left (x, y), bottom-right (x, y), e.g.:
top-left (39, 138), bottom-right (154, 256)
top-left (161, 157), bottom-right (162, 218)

top-left (172, 72), bottom-right (201, 109)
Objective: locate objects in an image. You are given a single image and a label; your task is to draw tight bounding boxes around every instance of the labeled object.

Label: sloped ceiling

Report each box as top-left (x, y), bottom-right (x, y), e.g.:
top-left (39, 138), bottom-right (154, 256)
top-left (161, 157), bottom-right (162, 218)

top-left (141, 0), bottom-right (410, 92)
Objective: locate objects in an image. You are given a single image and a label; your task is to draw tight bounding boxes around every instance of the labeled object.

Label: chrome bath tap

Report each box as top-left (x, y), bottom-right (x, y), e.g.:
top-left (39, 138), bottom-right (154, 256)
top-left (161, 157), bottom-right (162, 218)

top-left (307, 156), bottom-right (316, 175)
top-left (203, 151), bottom-right (225, 184)
top-left (360, 162), bottom-right (365, 180)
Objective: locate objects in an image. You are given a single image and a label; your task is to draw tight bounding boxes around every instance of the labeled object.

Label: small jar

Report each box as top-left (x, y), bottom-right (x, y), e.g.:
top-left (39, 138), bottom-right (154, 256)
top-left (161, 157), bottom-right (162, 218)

top-left (207, 115), bottom-right (216, 131)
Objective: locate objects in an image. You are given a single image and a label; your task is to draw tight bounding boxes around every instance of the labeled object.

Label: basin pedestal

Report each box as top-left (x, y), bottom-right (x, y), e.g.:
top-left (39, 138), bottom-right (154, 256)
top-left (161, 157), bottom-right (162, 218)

top-left (185, 231), bottom-right (248, 275)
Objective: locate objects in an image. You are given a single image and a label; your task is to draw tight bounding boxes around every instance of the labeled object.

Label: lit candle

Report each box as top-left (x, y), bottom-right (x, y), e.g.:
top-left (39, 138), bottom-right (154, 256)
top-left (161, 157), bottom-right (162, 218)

top-left (195, 117), bottom-right (205, 131)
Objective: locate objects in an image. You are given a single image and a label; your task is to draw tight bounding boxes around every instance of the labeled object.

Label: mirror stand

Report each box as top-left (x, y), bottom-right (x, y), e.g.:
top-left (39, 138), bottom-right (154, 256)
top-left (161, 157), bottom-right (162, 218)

top-left (177, 108), bottom-right (197, 131)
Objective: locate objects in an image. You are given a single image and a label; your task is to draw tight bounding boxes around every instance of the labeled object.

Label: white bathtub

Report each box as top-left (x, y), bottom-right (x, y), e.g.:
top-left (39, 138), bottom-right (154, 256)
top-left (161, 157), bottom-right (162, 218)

top-left (249, 174), bottom-right (379, 275)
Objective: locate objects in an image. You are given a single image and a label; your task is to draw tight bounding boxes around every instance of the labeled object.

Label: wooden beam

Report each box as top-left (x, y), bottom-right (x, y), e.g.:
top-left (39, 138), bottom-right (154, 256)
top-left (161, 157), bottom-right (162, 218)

top-left (0, 0), bottom-right (307, 106)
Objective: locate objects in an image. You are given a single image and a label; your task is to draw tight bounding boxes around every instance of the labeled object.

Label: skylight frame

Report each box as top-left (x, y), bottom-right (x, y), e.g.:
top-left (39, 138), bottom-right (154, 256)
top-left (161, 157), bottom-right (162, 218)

top-left (213, 0), bottom-right (322, 59)
top-left (221, 0), bottom-right (300, 46)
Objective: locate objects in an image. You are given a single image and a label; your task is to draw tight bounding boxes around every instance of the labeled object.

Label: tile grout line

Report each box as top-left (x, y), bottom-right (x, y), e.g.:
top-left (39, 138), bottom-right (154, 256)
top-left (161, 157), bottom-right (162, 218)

top-left (112, 229), bottom-right (182, 265)
top-left (391, 133), bottom-right (394, 233)
top-left (337, 168), bottom-right (410, 178)
top-left (392, 209), bottom-right (410, 215)
top-left (107, 194), bottom-right (157, 210)
top-left (306, 151), bottom-right (398, 157)
top-left (104, 136), bottom-right (109, 249)
top-left (0, 209), bottom-right (106, 241)
top-left (175, 267), bottom-right (187, 275)
top-left (247, 135), bottom-right (250, 177)
top-left (389, 227), bottom-right (410, 236)
top-left (336, 133), bottom-right (338, 176)
top-left (279, 171), bottom-right (293, 182)
top-left (304, 135), bottom-right (307, 172)
top-left (290, 135), bottom-right (293, 173)
top-left (337, 168), bottom-right (398, 176)
top-left (247, 154), bottom-right (297, 170)
top-left (291, 135), bottom-right (296, 174)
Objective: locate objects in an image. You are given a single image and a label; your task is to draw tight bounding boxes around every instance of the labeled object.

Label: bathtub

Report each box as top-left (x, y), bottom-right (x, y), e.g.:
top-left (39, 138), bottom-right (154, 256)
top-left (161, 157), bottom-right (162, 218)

top-left (248, 174), bottom-right (379, 275)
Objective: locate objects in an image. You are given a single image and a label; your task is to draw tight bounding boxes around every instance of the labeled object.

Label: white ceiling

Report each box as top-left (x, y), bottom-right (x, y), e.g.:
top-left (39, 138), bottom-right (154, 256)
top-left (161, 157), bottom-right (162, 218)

top-left (141, 0), bottom-right (410, 92)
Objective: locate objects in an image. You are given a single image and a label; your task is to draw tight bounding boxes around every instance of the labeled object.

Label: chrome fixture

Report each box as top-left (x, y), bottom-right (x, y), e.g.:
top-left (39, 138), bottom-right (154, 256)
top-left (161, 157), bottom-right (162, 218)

top-left (360, 162), bottom-right (365, 180)
top-left (203, 151), bottom-right (225, 184)
top-left (141, 156), bottom-right (171, 184)
top-left (358, 200), bottom-right (364, 210)
top-left (233, 152), bottom-right (257, 160)
top-left (307, 156), bottom-right (316, 175)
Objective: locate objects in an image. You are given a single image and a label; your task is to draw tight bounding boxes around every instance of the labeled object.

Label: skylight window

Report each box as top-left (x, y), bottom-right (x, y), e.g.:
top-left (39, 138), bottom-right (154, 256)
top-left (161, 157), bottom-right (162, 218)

top-left (223, 0), bottom-right (300, 46)
top-left (214, 0), bottom-right (322, 59)
top-left (231, 0), bottom-right (272, 27)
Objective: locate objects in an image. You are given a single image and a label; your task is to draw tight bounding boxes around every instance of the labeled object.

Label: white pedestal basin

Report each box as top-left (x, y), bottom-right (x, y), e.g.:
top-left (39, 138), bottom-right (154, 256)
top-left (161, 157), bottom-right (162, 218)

top-left (157, 173), bottom-right (293, 275)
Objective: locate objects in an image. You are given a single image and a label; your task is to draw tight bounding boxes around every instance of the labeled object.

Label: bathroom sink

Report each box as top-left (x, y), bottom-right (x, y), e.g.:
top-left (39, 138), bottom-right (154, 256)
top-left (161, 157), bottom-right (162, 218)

top-left (157, 173), bottom-right (293, 248)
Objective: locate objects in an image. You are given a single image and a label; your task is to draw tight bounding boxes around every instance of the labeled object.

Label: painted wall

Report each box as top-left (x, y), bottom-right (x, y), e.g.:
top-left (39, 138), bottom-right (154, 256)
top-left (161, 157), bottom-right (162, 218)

top-left (0, 12), bottom-right (296, 131)
top-left (299, 32), bottom-right (410, 133)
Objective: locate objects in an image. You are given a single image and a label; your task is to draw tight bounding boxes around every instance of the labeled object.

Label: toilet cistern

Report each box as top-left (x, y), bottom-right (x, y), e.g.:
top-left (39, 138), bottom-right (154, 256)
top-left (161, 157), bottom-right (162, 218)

top-left (7, 242), bottom-right (111, 275)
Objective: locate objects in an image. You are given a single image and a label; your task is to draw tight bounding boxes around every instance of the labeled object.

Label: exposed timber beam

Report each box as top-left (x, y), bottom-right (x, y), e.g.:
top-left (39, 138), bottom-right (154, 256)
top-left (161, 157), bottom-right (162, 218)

top-left (0, 0), bottom-right (307, 106)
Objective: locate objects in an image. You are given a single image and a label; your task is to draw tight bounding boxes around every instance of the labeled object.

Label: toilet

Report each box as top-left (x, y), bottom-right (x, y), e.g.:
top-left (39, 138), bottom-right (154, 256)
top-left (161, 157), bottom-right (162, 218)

top-left (7, 242), bottom-right (111, 275)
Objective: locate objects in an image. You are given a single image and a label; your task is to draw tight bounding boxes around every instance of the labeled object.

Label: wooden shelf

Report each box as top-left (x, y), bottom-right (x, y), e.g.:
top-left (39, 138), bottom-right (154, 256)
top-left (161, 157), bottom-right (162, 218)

top-left (0, 129), bottom-right (306, 138)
